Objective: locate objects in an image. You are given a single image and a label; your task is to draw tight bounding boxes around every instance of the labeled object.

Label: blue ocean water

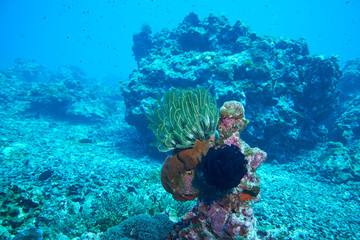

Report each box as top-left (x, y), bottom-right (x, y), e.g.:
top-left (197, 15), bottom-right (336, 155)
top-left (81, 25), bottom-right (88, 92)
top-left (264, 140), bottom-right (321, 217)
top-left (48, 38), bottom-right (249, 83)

top-left (0, 1), bottom-right (359, 240)
top-left (0, 0), bottom-right (359, 79)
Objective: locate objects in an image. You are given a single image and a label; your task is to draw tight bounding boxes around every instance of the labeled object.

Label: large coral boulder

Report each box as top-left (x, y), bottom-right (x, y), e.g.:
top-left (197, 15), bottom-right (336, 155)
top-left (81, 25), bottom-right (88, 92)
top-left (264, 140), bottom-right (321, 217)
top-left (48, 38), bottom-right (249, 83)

top-left (122, 13), bottom-right (341, 161)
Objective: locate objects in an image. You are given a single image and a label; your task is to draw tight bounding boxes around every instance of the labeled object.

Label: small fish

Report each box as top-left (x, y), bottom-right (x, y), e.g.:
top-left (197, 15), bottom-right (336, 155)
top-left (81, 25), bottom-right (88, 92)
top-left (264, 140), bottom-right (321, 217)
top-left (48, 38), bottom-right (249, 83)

top-left (183, 194), bottom-right (199, 201)
top-left (127, 186), bottom-right (137, 193)
top-left (39, 170), bottom-right (54, 181)
top-left (79, 138), bottom-right (92, 143)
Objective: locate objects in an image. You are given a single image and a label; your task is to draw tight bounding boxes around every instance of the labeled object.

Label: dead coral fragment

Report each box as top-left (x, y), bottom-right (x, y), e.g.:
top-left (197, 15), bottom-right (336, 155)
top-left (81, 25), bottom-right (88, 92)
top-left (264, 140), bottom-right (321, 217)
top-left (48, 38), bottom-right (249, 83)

top-left (147, 87), bottom-right (218, 152)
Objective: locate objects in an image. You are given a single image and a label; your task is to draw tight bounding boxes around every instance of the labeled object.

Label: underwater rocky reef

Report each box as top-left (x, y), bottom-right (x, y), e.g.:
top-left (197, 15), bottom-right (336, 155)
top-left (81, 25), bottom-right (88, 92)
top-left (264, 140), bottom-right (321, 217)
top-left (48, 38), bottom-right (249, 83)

top-left (1, 59), bottom-right (122, 123)
top-left (122, 13), bottom-right (341, 162)
top-left (0, 14), bottom-right (359, 240)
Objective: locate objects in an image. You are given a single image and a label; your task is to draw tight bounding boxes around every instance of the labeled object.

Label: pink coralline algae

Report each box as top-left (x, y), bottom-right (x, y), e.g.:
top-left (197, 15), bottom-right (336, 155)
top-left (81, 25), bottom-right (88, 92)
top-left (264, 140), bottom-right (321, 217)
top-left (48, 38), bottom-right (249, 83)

top-left (219, 100), bottom-right (249, 139)
top-left (169, 101), bottom-right (267, 240)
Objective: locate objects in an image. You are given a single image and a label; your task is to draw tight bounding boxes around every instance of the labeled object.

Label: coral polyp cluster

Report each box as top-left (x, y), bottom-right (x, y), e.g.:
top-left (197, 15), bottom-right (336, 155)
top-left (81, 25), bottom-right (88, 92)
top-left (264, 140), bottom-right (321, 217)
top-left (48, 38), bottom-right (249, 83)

top-left (146, 87), bottom-right (218, 152)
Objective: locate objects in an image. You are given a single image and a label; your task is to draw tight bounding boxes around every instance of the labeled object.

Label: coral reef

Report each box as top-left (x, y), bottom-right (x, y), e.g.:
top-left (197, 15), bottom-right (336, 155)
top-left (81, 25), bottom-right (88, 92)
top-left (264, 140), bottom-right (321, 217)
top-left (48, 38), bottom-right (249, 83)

top-left (103, 213), bottom-right (173, 240)
top-left (1, 60), bottom-right (359, 239)
top-left (9, 59), bottom-right (51, 82)
top-left (12, 227), bottom-right (43, 240)
top-left (317, 142), bottom-right (355, 183)
top-left (332, 59), bottom-right (360, 145)
top-left (132, 24), bottom-right (153, 63)
top-left (26, 79), bottom-right (117, 122)
top-left (325, 59), bottom-right (360, 182)
top-left (0, 185), bottom-right (42, 237)
top-left (338, 58), bottom-right (360, 100)
top-left (0, 61), bottom-right (183, 239)
top-left (0, 60), bottom-right (121, 123)
top-left (148, 90), bottom-right (267, 238)
top-left (218, 100), bottom-right (249, 142)
top-left (332, 96), bottom-right (360, 144)
top-left (122, 13), bottom-right (341, 161)
top-left (168, 100), bottom-right (267, 239)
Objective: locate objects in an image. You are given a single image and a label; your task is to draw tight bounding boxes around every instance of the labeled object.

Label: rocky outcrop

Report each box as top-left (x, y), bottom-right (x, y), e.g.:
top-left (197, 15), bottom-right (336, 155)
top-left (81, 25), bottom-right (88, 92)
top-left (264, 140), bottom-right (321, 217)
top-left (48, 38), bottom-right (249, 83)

top-left (122, 13), bottom-right (341, 161)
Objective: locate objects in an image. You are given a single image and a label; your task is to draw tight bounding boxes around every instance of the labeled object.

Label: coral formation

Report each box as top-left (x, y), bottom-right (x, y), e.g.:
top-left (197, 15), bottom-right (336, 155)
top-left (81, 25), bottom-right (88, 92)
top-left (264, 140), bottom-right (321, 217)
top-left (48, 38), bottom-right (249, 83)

top-left (338, 58), bottom-right (360, 100)
top-left (123, 13), bottom-right (341, 161)
top-left (167, 100), bottom-right (267, 239)
top-left (149, 87), bottom-right (267, 238)
top-left (0, 185), bottom-right (42, 238)
top-left (103, 213), bottom-right (173, 240)
top-left (218, 100), bottom-right (249, 142)
top-left (326, 59), bottom-right (360, 182)
top-left (132, 24), bottom-right (153, 62)
top-left (147, 87), bottom-right (218, 152)
top-left (318, 142), bottom-right (354, 183)
top-left (1, 59), bottom-right (359, 239)
top-left (12, 227), bottom-right (43, 240)
top-left (0, 60), bottom-right (121, 123)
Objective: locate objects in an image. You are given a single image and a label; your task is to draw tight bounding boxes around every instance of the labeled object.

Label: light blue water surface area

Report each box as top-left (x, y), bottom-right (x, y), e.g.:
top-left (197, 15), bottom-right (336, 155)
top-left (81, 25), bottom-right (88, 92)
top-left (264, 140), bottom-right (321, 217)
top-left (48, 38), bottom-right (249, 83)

top-left (0, 0), bottom-right (359, 240)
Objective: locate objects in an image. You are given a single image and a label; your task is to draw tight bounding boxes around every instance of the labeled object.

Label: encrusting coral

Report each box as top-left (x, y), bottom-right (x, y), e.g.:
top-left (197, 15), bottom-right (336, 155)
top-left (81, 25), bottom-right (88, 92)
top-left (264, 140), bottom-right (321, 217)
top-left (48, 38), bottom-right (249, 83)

top-left (146, 87), bottom-right (218, 152)
top-left (218, 100), bottom-right (249, 142)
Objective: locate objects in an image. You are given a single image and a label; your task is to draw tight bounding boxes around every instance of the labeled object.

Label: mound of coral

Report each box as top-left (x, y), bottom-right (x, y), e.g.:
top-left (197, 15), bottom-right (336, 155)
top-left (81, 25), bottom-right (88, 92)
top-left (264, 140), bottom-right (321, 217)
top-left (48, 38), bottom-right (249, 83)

top-left (122, 13), bottom-right (341, 162)
top-left (316, 58), bottom-right (360, 183)
top-left (338, 58), bottom-right (360, 100)
top-left (0, 59), bottom-right (121, 123)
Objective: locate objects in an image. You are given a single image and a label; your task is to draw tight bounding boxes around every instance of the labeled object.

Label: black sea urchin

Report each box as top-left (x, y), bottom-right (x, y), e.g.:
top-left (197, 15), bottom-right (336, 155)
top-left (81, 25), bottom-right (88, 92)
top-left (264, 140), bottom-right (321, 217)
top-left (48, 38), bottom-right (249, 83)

top-left (202, 144), bottom-right (247, 190)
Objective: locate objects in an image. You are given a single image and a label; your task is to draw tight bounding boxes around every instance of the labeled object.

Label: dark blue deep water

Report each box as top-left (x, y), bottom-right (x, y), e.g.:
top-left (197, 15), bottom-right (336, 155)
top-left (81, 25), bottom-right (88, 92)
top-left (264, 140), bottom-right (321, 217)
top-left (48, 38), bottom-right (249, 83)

top-left (0, 1), bottom-right (359, 239)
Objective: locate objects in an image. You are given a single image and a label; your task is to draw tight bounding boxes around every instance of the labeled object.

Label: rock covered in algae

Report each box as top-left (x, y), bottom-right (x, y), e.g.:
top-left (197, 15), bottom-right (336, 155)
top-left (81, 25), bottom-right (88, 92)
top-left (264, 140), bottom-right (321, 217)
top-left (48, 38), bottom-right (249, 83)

top-left (122, 13), bottom-right (341, 161)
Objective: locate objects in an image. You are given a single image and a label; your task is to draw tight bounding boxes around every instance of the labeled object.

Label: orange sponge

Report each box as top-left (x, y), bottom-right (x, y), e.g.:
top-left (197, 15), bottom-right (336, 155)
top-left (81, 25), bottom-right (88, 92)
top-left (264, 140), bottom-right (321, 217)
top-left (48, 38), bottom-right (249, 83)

top-left (161, 140), bottom-right (211, 201)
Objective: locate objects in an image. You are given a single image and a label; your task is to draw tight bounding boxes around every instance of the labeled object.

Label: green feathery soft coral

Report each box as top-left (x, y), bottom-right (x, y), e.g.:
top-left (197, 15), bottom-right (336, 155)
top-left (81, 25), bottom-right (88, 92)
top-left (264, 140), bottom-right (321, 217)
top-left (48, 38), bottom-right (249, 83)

top-left (147, 87), bottom-right (219, 152)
